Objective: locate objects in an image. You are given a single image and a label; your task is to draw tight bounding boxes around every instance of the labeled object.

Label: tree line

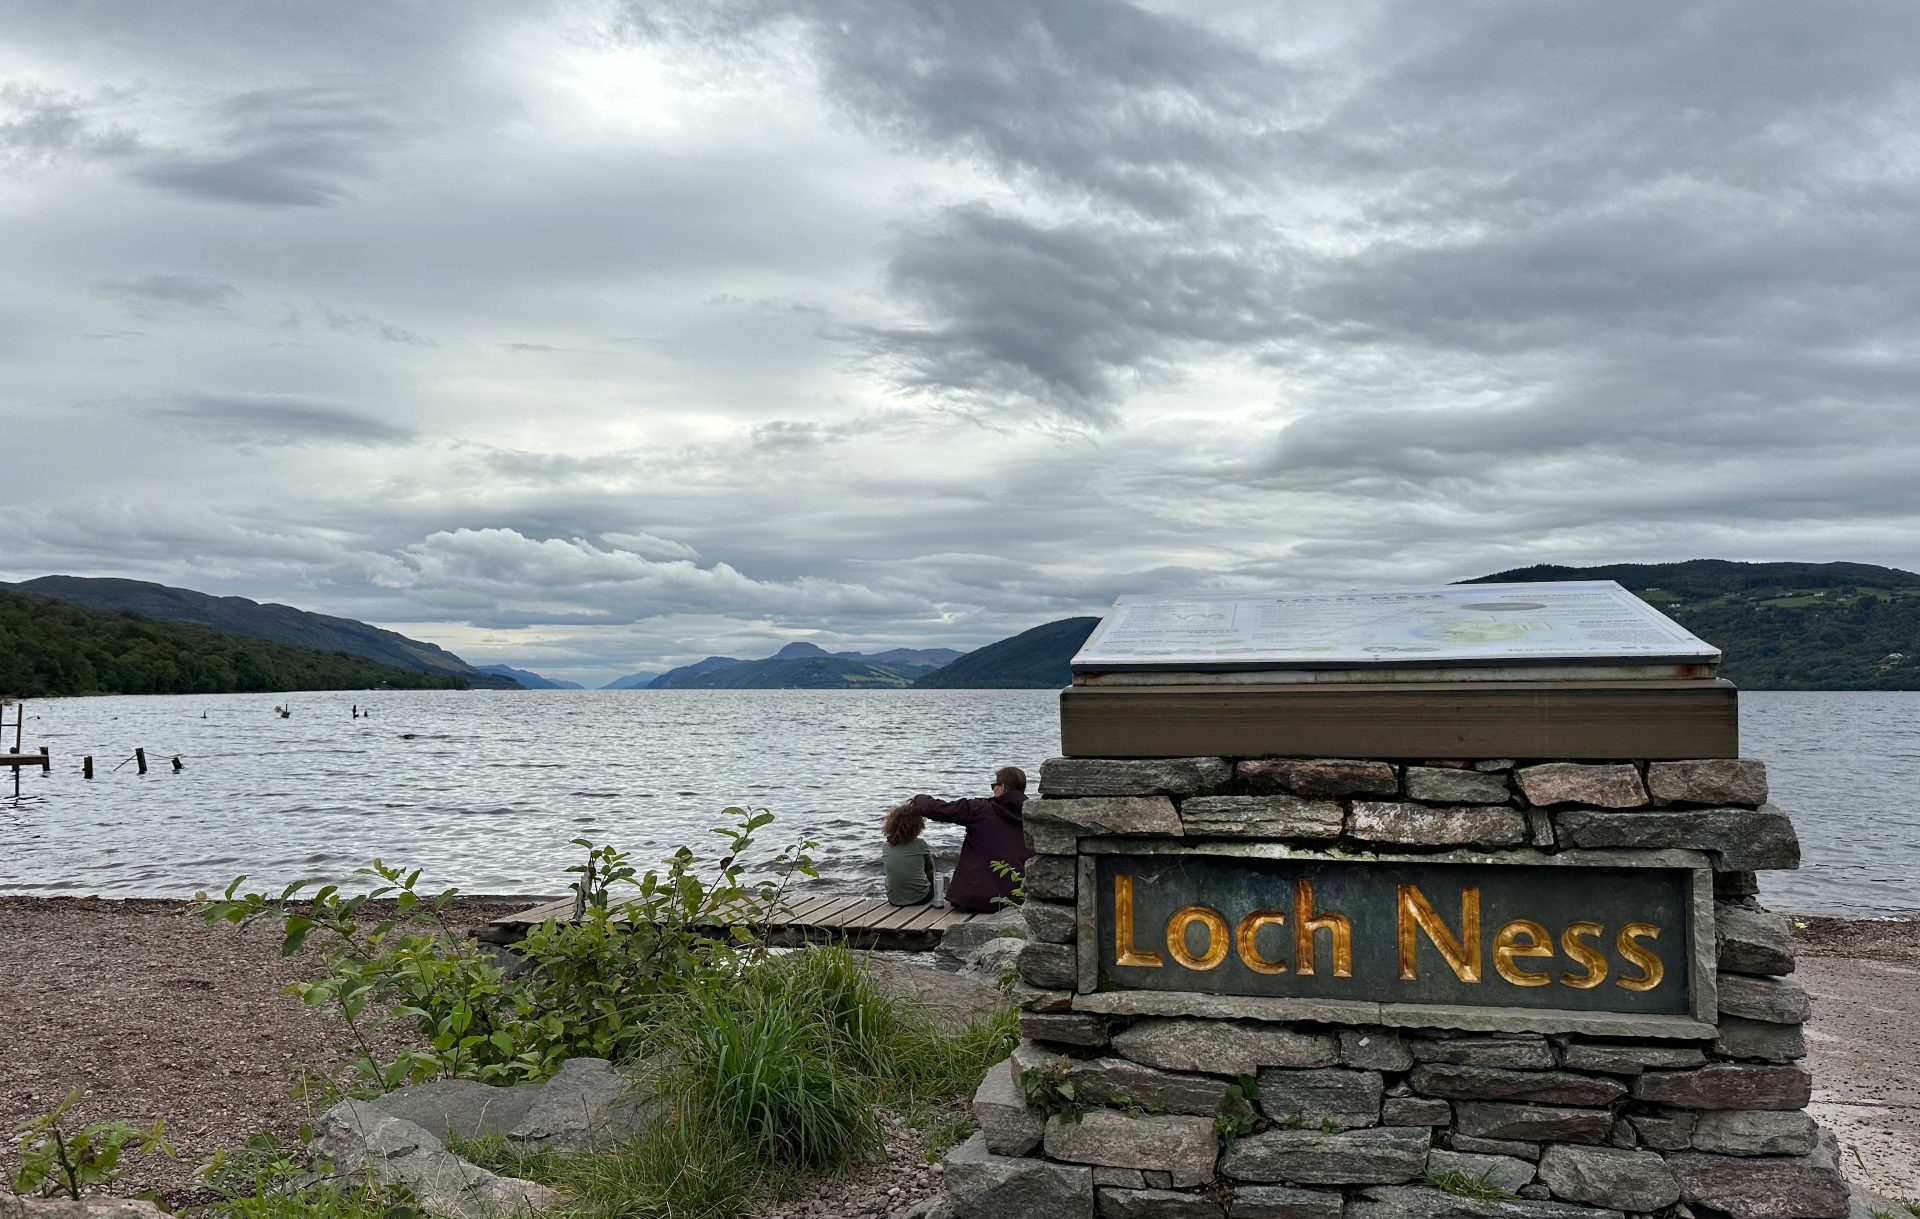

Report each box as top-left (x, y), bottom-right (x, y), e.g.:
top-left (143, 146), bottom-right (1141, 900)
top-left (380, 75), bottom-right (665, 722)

top-left (0, 589), bottom-right (468, 697)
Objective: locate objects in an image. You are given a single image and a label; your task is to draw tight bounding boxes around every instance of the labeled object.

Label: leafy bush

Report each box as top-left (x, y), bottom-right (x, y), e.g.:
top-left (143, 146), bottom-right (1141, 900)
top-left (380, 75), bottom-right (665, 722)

top-left (7, 1089), bottom-right (172, 1199)
top-left (200, 1132), bottom-right (420, 1219)
top-left (196, 807), bottom-right (818, 1096)
top-left (197, 812), bottom-right (1021, 1219)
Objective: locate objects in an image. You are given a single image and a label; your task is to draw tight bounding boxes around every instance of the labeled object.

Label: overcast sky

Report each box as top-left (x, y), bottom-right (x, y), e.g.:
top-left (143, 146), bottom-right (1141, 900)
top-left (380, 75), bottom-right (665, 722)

top-left (4, 0), bottom-right (1916, 685)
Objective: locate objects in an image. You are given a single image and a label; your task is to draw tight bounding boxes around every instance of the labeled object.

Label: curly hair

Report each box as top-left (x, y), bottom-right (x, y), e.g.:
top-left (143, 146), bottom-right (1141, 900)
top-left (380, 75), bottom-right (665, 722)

top-left (883, 801), bottom-right (926, 846)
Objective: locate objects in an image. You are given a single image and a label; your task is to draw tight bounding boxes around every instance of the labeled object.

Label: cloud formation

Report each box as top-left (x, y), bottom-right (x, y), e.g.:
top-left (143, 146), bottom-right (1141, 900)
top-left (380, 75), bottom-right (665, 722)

top-left (2, 0), bottom-right (1916, 684)
top-left (146, 392), bottom-right (415, 447)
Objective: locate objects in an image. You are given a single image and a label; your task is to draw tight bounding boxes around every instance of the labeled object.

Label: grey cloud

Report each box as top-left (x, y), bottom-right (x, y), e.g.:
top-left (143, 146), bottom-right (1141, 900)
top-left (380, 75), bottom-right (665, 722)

top-left (654, 0), bottom-right (1920, 433)
top-left (637, 0), bottom-right (1292, 217)
top-left (92, 274), bottom-right (240, 311)
top-left (146, 392), bottom-right (415, 447)
top-left (0, 83), bottom-right (139, 166)
top-left (317, 306), bottom-right (432, 345)
top-left (861, 205), bottom-right (1290, 421)
top-left (135, 83), bottom-right (400, 206)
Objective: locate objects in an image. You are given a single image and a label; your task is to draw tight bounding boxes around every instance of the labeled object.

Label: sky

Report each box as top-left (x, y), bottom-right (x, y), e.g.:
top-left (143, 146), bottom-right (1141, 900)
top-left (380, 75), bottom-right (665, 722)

top-left (4, 0), bottom-right (1917, 686)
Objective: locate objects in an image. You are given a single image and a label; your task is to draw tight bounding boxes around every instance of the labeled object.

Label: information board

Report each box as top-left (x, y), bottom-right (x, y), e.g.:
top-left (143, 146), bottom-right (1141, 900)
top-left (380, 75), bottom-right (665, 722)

top-left (1071, 581), bottom-right (1719, 671)
top-left (1090, 852), bottom-right (1698, 1016)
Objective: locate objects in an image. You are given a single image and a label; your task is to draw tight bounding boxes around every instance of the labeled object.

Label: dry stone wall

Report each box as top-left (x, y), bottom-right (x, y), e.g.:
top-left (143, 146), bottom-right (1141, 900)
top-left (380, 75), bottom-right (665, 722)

top-left (941, 754), bottom-right (1847, 1219)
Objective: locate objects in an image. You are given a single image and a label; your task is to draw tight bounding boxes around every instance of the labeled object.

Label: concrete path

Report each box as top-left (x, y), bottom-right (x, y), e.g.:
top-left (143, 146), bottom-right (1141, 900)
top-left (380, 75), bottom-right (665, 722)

top-left (1798, 921), bottom-right (1920, 1199)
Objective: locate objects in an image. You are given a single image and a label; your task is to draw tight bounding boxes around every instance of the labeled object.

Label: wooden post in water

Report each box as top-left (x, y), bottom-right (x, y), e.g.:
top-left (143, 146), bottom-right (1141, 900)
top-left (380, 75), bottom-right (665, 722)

top-left (135, 747), bottom-right (148, 775)
top-left (83, 755), bottom-right (93, 779)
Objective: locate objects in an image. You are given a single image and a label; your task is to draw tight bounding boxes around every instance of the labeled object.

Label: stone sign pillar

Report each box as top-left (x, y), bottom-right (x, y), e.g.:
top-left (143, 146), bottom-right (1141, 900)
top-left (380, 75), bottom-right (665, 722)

top-left (941, 585), bottom-right (1849, 1219)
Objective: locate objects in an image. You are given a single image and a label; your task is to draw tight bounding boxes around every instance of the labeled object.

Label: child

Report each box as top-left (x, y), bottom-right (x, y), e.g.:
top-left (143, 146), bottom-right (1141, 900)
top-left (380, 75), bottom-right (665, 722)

top-left (882, 801), bottom-right (935, 906)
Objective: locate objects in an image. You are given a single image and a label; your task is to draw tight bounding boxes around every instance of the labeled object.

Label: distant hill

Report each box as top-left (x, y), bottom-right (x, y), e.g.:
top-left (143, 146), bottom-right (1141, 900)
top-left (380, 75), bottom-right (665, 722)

top-left (914, 617), bottom-right (1102, 689)
top-left (7, 575), bottom-right (521, 689)
top-left (766, 641), bottom-right (962, 667)
top-left (615, 643), bottom-right (958, 689)
top-left (476, 664), bottom-right (581, 690)
top-left (0, 587), bottom-right (471, 696)
top-left (1465, 560), bottom-right (1920, 689)
top-left (602, 670), bottom-right (666, 690)
top-left (660, 655), bottom-right (925, 689)
top-left (628, 655), bottom-right (743, 689)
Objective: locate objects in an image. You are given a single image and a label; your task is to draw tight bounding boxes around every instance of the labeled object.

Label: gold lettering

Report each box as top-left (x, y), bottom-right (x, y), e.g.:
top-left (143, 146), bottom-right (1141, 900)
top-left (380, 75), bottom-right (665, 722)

top-left (1397, 883), bottom-right (1482, 982)
top-left (1236, 909), bottom-right (1288, 975)
top-left (1492, 918), bottom-right (1553, 987)
top-left (1113, 874), bottom-right (1164, 968)
top-left (1615, 923), bottom-right (1664, 992)
top-left (1294, 878), bottom-right (1353, 977)
top-left (1559, 920), bottom-right (1609, 989)
top-left (1166, 905), bottom-right (1230, 970)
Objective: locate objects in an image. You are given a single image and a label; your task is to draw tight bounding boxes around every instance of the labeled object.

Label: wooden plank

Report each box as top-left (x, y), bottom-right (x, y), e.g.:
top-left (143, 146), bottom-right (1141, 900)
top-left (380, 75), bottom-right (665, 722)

top-left (838, 898), bottom-right (903, 929)
top-left (486, 889), bottom-right (989, 948)
top-left (497, 896), bottom-right (575, 926)
top-left (898, 904), bottom-right (956, 932)
top-left (868, 903), bottom-right (934, 931)
top-left (0, 753), bottom-right (50, 768)
top-left (1059, 679), bottom-right (1739, 760)
top-left (836, 899), bottom-right (903, 931)
top-left (765, 894), bottom-right (836, 927)
top-left (797, 895), bottom-right (867, 927)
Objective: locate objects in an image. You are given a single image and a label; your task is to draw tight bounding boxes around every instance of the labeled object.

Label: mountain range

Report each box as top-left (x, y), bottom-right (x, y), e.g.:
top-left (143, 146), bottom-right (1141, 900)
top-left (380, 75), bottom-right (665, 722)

top-left (9, 559), bottom-right (1917, 696)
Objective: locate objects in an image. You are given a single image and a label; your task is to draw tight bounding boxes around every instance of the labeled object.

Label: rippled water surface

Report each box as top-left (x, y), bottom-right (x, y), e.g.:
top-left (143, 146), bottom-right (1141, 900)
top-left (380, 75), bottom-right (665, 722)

top-left (2, 688), bottom-right (1915, 916)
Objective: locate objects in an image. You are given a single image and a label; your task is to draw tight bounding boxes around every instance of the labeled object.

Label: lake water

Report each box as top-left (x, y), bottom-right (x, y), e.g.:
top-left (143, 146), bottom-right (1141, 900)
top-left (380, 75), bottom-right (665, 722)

top-left (1, 689), bottom-right (1915, 917)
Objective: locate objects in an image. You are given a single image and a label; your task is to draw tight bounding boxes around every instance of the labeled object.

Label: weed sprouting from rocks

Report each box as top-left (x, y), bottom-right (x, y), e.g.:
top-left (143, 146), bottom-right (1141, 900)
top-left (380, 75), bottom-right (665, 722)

top-left (7, 1089), bottom-right (173, 1200)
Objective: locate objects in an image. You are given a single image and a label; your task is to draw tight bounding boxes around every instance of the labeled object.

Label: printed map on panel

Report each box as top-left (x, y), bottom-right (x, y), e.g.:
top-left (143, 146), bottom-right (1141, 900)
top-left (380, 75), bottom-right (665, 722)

top-left (1073, 581), bottom-right (1719, 669)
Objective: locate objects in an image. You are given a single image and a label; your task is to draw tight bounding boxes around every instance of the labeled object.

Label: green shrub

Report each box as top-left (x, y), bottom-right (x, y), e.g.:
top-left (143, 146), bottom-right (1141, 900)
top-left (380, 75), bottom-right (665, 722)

top-left (195, 808), bottom-right (818, 1095)
top-left (8, 1089), bottom-right (172, 1199)
top-left (201, 1132), bottom-right (420, 1219)
top-left (196, 814), bottom-right (1021, 1219)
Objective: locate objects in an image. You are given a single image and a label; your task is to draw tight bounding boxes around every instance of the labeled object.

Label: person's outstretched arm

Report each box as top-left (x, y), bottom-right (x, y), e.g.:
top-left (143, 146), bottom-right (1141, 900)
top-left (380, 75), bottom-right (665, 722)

top-left (912, 793), bottom-right (991, 825)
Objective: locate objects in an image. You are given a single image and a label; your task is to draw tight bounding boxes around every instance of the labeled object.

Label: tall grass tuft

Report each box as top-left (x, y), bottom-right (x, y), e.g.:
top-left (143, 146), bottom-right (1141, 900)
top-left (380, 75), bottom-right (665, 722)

top-left (686, 986), bottom-right (879, 1166)
top-left (456, 1100), bottom-right (755, 1219)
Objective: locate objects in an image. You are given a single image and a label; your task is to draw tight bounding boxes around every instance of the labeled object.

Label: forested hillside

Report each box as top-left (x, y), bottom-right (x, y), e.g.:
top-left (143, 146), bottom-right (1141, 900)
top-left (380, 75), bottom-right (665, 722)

top-left (1469, 561), bottom-right (1920, 689)
top-left (6, 575), bottom-right (519, 687)
top-left (913, 617), bottom-right (1101, 688)
top-left (0, 589), bottom-right (470, 697)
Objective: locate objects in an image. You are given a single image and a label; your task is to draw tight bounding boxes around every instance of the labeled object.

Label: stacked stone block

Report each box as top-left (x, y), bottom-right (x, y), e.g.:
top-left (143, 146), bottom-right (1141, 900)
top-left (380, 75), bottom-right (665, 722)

top-left (942, 754), bottom-right (1846, 1219)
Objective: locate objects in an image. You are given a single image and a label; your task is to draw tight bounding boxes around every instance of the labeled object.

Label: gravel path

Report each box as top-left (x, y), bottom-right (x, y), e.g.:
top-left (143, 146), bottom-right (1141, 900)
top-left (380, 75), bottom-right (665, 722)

top-left (1794, 915), bottom-right (1920, 1198)
top-left (0, 896), bottom-right (531, 1208)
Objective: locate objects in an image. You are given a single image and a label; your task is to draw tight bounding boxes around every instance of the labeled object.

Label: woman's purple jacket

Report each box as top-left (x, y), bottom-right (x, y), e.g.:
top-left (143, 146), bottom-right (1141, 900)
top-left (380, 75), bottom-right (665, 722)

top-left (911, 789), bottom-right (1033, 913)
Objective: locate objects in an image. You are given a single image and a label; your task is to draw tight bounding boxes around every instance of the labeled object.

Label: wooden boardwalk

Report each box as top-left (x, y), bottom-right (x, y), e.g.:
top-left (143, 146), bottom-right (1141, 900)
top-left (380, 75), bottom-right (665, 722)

top-left (480, 893), bottom-right (982, 952)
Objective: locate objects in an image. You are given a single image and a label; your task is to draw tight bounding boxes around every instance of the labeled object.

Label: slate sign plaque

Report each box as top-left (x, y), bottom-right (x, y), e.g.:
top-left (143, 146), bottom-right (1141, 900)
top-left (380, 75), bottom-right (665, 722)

top-left (1072, 581), bottom-right (1720, 671)
top-left (1091, 852), bottom-right (1695, 1016)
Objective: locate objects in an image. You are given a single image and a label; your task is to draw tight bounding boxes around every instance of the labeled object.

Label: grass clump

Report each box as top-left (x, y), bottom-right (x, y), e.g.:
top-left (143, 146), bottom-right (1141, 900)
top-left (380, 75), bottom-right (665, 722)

top-left (457, 945), bottom-right (1013, 1218)
top-left (456, 1110), bottom-right (755, 1219)
top-left (1424, 1170), bottom-right (1519, 1201)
